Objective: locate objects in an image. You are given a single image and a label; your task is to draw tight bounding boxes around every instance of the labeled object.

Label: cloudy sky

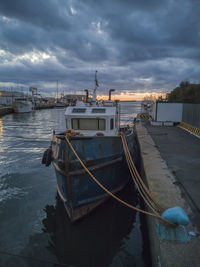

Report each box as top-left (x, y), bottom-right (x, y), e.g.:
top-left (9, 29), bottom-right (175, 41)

top-left (0, 0), bottom-right (200, 100)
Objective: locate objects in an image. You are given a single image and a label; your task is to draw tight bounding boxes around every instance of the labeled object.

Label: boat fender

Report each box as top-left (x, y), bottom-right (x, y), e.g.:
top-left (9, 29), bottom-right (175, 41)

top-left (42, 147), bottom-right (53, 166)
top-left (45, 148), bottom-right (52, 166)
top-left (42, 149), bottom-right (48, 165)
top-left (161, 206), bottom-right (190, 226)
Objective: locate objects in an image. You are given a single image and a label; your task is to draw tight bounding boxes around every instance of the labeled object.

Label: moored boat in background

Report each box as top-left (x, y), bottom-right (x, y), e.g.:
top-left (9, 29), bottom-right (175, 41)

top-left (54, 101), bottom-right (67, 108)
top-left (140, 100), bottom-right (154, 114)
top-left (13, 98), bottom-right (32, 113)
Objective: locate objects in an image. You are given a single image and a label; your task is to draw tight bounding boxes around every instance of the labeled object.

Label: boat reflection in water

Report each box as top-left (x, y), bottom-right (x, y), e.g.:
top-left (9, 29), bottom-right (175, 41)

top-left (42, 182), bottom-right (144, 267)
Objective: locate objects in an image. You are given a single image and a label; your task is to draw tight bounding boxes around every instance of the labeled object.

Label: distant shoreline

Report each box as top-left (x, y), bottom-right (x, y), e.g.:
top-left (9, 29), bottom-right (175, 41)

top-left (120, 100), bottom-right (138, 102)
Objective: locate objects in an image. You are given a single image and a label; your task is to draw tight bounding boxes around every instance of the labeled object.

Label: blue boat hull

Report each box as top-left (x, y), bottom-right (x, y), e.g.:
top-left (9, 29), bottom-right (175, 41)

top-left (52, 130), bottom-right (138, 221)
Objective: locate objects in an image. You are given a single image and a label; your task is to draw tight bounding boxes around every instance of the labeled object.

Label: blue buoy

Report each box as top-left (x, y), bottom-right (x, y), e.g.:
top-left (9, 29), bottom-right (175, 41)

top-left (161, 206), bottom-right (190, 226)
top-left (156, 206), bottom-right (190, 242)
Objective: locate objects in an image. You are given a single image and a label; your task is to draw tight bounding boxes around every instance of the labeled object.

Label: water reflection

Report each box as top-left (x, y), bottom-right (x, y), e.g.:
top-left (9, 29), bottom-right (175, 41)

top-left (0, 103), bottom-right (149, 267)
top-left (120, 102), bottom-right (141, 126)
top-left (42, 183), bottom-right (138, 267)
top-left (4, 183), bottom-right (141, 267)
top-left (0, 117), bottom-right (3, 139)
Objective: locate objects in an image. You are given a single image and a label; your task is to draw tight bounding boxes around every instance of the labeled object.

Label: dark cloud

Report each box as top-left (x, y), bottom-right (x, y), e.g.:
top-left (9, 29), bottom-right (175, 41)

top-left (0, 0), bottom-right (200, 96)
top-left (0, 0), bottom-right (70, 30)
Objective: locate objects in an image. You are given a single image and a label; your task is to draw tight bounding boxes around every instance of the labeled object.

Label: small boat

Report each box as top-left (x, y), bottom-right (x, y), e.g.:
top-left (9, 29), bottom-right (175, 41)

top-left (140, 100), bottom-right (154, 114)
top-left (13, 98), bottom-right (32, 113)
top-left (54, 101), bottom-right (66, 108)
top-left (42, 73), bottom-right (139, 221)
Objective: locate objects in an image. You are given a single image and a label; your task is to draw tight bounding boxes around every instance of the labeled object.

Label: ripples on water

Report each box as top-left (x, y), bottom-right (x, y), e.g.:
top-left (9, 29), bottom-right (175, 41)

top-left (0, 102), bottom-right (151, 267)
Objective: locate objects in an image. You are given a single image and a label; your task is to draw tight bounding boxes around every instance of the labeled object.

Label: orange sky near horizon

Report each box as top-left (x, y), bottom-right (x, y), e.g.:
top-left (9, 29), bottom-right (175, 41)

top-left (98, 92), bottom-right (166, 101)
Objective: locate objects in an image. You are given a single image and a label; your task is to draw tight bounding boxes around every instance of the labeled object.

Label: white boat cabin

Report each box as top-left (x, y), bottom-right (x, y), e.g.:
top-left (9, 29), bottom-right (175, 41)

top-left (13, 98), bottom-right (33, 113)
top-left (65, 100), bottom-right (120, 136)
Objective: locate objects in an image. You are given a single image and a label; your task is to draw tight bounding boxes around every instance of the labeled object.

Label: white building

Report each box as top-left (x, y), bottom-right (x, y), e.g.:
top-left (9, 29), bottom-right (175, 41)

top-left (150, 102), bottom-right (183, 122)
top-left (0, 90), bottom-right (30, 106)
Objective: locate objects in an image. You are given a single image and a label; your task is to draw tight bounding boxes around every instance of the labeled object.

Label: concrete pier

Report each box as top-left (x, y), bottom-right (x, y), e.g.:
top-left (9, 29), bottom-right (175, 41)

top-left (136, 122), bottom-right (200, 267)
top-left (34, 103), bottom-right (55, 109)
top-left (0, 104), bottom-right (56, 115)
top-left (0, 106), bottom-right (13, 116)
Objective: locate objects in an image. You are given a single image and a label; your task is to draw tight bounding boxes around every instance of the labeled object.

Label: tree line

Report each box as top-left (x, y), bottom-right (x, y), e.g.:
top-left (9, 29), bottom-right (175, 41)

top-left (166, 81), bottom-right (200, 103)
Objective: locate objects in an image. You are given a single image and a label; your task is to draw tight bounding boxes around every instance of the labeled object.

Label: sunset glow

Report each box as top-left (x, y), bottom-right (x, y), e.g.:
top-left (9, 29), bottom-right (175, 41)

top-left (98, 92), bottom-right (166, 101)
top-left (0, 0), bottom-right (199, 96)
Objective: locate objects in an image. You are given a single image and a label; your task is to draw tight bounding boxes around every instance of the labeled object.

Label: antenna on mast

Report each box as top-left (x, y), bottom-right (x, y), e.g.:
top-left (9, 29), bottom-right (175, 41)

top-left (56, 80), bottom-right (58, 100)
top-left (92, 70), bottom-right (99, 103)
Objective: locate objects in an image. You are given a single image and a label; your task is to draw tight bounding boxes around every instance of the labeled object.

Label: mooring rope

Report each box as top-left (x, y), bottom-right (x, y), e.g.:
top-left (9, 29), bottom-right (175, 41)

top-left (121, 135), bottom-right (161, 214)
top-left (64, 133), bottom-right (177, 227)
top-left (120, 132), bottom-right (164, 213)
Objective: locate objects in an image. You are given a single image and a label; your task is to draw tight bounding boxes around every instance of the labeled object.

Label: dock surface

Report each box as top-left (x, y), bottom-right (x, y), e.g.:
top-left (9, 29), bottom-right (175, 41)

top-left (136, 122), bottom-right (200, 267)
top-left (146, 123), bottom-right (200, 226)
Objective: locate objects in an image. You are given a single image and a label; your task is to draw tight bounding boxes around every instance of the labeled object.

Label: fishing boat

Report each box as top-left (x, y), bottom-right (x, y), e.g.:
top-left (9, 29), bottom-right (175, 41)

top-left (42, 72), bottom-right (139, 221)
top-left (13, 98), bottom-right (32, 113)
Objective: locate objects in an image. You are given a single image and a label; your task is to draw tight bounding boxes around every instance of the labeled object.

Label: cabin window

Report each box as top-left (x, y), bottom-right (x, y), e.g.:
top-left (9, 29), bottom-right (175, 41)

top-left (98, 119), bottom-right (105, 130)
top-left (110, 118), bottom-right (114, 130)
top-left (92, 108), bottom-right (106, 113)
top-left (72, 119), bottom-right (79, 129)
top-left (72, 118), bottom-right (105, 130)
top-left (72, 108), bottom-right (86, 113)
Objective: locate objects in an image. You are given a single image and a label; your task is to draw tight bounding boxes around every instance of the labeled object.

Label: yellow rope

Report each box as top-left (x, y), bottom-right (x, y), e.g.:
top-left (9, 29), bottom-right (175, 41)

top-left (120, 132), bottom-right (164, 213)
top-left (64, 133), bottom-right (177, 227)
top-left (121, 134), bottom-right (161, 214)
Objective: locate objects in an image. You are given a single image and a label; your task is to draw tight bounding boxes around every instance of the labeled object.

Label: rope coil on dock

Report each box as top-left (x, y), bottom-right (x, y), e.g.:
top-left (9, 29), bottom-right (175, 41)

top-left (64, 132), bottom-right (177, 227)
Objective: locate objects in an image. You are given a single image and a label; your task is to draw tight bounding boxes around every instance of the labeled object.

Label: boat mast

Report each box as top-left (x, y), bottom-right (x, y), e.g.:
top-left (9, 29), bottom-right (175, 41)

top-left (56, 80), bottom-right (58, 103)
top-left (92, 70), bottom-right (99, 103)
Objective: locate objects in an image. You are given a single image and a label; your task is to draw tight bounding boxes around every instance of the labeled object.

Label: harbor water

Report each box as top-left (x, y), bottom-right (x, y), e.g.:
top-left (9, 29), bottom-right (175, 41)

top-left (0, 102), bottom-right (151, 267)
